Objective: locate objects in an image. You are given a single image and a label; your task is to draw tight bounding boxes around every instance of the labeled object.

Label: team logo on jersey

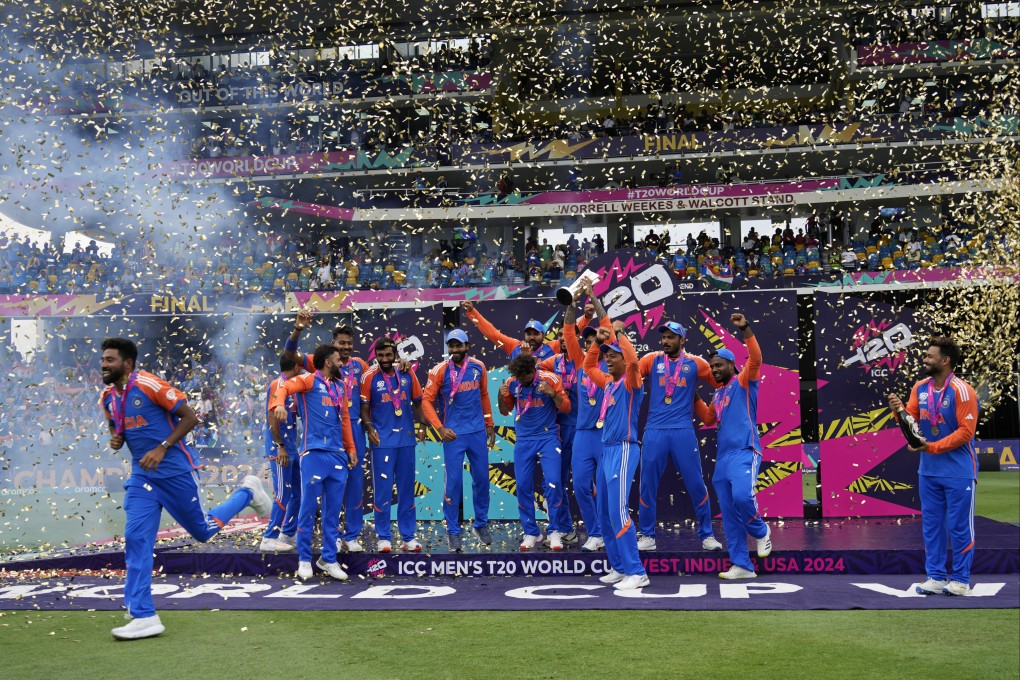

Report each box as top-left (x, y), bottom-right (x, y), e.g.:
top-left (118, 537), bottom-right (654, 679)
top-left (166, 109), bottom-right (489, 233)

top-left (682, 364), bottom-right (691, 373)
top-left (656, 364), bottom-right (664, 373)
top-left (133, 397), bottom-right (143, 408)
top-left (942, 398), bottom-right (950, 407)
top-left (919, 391), bottom-right (927, 400)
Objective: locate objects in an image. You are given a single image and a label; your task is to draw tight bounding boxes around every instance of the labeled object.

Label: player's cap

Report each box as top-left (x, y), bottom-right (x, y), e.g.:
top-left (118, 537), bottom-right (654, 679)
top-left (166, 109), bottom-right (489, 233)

top-left (600, 342), bottom-right (624, 356)
top-left (524, 320), bottom-right (546, 334)
top-left (657, 321), bottom-right (687, 338)
top-left (714, 348), bottom-right (736, 363)
top-left (446, 329), bottom-right (469, 344)
top-left (581, 325), bottom-right (600, 339)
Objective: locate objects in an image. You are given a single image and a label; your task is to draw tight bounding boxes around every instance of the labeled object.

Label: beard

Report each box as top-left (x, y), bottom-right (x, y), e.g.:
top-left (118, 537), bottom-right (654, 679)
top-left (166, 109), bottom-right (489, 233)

top-left (101, 368), bottom-right (122, 385)
top-left (923, 364), bottom-right (939, 376)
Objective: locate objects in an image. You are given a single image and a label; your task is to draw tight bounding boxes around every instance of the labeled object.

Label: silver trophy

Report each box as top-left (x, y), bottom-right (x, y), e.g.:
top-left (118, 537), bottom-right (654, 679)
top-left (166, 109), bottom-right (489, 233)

top-left (556, 269), bottom-right (600, 306)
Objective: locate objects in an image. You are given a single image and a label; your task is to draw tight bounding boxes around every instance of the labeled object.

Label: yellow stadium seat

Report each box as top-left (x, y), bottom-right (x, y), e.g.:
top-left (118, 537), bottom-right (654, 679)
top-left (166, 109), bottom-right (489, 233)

top-left (882, 257), bottom-right (894, 269)
top-left (866, 245), bottom-right (878, 255)
top-left (273, 278), bottom-right (285, 288)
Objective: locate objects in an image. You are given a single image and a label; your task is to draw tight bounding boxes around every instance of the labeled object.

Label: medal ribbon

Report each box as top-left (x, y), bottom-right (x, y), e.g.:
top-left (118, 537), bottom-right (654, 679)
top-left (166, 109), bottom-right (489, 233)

top-left (109, 371), bottom-right (138, 436)
top-left (382, 369), bottom-right (404, 414)
top-left (339, 361), bottom-right (358, 409)
top-left (663, 351), bottom-right (686, 401)
top-left (556, 355), bottom-right (576, 390)
top-left (598, 377), bottom-right (624, 424)
top-left (926, 373), bottom-right (953, 430)
top-left (713, 382), bottom-right (732, 426)
top-left (447, 359), bottom-right (469, 408)
top-left (315, 371), bottom-right (345, 415)
top-left (515, 382), bottom-right (536, 419)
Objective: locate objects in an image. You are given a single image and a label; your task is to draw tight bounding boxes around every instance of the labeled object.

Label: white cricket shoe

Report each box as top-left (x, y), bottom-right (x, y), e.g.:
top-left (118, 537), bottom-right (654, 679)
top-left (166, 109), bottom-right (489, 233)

top-left (241, 475), bottom-right (272, 518)
top-left (296, 561), bottom-right (313, 581)
top-left (402, 539), bottom-right (423, 552)
top-left (599, 569), bottom-right (625, 584)
top-left (756, 526), bottom-right (773, 558)
top-left (520, 533), bottom-right (544, 550)
top-left (259, 537), bottom-right (294, 553)
top-left (614, 574), bottom-right (650, 591)
top-left (315, 558), bottom-right (349, 581)
top-left (548, 531), bottom-right (564, 551)
top-left (377, 540), bottom-right (392, 553)
top-left (719, 565), bottom-right (757, 580)
top-left (112, 615), bottom-right (164, 640)
top-left (942, 581), bottom-right (971, 596)
top-left (636, 535), bottom-right (657, 551)
top-left (581, 536), bottom-right (604, 552)
top-left (342, 539), bottom-right (365, 553)
top-left (915, 578), bottom-right (949, 595)
top-left (701, 536), bottom-right (724, 552)
top-left (279, 533), bottom-right (297, 547)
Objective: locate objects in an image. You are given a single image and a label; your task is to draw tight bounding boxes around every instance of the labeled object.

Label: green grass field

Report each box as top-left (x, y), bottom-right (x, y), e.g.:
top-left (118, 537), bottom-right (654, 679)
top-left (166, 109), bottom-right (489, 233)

top-left (4, 472), bottom-right (1018, 679)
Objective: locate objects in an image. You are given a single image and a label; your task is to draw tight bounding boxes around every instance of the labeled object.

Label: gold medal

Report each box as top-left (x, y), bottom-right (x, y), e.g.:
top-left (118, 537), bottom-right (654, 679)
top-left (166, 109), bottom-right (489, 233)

top-left (595, 420), bottom-right (604, 429)
top-left (394, 408), bottom-right (403, 417)
top-left (931, 426), bottom-right (939, 436)
top-left (589, 398), bottom-right (597, 405)
top-left (665, 396), bottom-right (672, 404)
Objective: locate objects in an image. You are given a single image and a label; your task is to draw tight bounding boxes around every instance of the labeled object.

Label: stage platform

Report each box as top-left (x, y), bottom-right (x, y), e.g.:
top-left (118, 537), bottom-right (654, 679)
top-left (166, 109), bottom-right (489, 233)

top-left (3, 517), bottom-right (1017, 579)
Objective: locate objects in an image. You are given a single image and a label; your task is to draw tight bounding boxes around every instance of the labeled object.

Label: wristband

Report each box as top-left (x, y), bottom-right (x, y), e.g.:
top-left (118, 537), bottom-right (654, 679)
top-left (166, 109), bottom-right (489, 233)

top-left (160, 440), bottom-right (172, 449)
top-left (737, 324), bottom-right (749, 331)
top-left (284, 337), bottom-right (299, 353)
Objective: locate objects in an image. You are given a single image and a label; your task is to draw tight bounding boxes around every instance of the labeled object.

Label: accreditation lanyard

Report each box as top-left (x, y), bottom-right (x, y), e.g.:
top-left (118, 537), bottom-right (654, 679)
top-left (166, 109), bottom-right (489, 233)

top-left (662, 352), bottom-right (686, 404)
top-left (596, 377), bottom-right (624, 428)
top-left (109, 372), bottom-right (138, 435)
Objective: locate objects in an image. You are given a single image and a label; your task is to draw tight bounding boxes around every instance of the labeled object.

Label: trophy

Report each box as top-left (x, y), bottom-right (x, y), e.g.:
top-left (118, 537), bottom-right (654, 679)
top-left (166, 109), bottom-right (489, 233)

top-left (556, 270), bottom-right (600, 306)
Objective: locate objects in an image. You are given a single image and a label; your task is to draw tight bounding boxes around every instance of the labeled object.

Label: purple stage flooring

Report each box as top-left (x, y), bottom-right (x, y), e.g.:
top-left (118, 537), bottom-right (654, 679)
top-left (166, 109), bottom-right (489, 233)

top-left (2, 517), bottom-right (1018, 579)
top-left (1, 574), bottom-right (1017, 611)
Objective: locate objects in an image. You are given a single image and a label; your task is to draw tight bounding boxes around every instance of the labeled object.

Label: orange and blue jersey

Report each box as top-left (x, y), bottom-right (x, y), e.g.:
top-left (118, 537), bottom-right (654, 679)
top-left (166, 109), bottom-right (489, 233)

top-left (501, 371), bottom-right (570, 441)
top-left (361, 366), bottom-right (423, 448)
top-left (904, 375), bottom-right (979, 479)
top-left (582, 334), bottom-right (644, 445)
top-left (269, 372), bottom-right (356, 457)
top-left (638, 351), bottom-right (717, 429)
top-left (700, 336), bottom-right (763, 454)
top-left (539, 354), bottom-right (580, 431)
top-left (422, 357), bottom-right (494, 434)
top-left (562, 316), bottom-right (614, 431)
top-left (263, 375), bottom-right (298, 457)
top-left (299, 352), bottom-right (368, 434)
top-left (101, 370), bottom-right (199, 479)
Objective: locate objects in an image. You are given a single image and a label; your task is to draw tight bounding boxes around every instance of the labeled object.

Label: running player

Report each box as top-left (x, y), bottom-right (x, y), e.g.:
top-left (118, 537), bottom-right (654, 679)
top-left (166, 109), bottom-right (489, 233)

top-left (888, 337), bottom-right (979, 596)
top-left (636, 321), bottom-right (723, 552)
top-left (282, 312), bottom-right (370, 552)
top-left (559, 279), bottom-right (614, 551)
top-left (582, 323), bottom-right (648, 590)
top-left (498, 354), bottom-right (572, 549)
top-left (693, 314), bottom-right (773, 580)
top-left (260, 355), bottom-right (302, 553)
top-left (100, 338), bottom-right (272, 640)
top-left (422, 329), bottom-right (496, 551)
top-left (361, 338), bottom-right (425, 553)
top-left (270, 344), bottom-right (358, 581)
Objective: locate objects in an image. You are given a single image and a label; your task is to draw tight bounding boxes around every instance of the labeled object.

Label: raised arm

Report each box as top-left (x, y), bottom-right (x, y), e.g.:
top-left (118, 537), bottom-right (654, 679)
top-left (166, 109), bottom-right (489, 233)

top-left (614, 324), bottom-right (642, 390)
top-left (562, 317), bottom-right (586, 366)
top-left (269, 372), bottom-right (314, 411)
top-left (582, 328), bottom-right (611, 389)
top-left (283, 310), bottom-right (315, 370)
top-left (732, 314), bottom-right (762, 388)
top-left (462, 301), bottom-right (521, 356)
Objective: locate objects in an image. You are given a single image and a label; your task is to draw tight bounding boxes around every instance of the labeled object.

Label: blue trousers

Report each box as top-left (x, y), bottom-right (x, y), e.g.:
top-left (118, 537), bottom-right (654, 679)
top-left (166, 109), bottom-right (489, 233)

top-left (372, 445), bottom-right (418, 542)
top-left (712, 449), bottom-right (768, 572)
top-left (341, 434), bottom-right (367, 541)
top-left (559, 421), bottom-right (576, 527)
top-left (264, 453), bottom-right (301, 539)
top-left (124, 471), bottom-right (252, 618)
top-left (597, 441), bottom-right (644, 576)
top-left (515, 436), bottom-right (571, 536)
top-left (442, 430), bottom-right (490, 534)
top-left (639, 428), bottom-right (714, 539)
top-left (919, 474), bottom-right (977, 584)
top-left (572, 428), bottom-right (603, 538)
top-left (297, 450), bottom-right (350, 563)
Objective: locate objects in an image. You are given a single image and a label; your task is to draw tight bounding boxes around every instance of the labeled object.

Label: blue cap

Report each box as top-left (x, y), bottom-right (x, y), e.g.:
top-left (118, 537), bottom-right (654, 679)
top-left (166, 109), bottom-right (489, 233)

top-left (600, 342), bottom-right (624, 355)
top-left (524, 320), bottom-right (546, 334)
top-left (446, 329), bottom-right (469, 344)
top-left (657, 321), bottom-right (687, 338)
top-left (581, 325), bottom-right (599, 339)
top-left (714, 348), bottom-right (736, 363)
